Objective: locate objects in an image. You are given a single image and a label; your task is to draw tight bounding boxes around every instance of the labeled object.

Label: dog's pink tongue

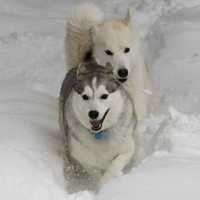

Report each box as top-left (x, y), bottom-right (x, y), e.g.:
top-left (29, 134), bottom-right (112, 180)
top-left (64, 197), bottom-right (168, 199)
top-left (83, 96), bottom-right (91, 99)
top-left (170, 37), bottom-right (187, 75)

top-left (91, 120), bottom-right (101, 129)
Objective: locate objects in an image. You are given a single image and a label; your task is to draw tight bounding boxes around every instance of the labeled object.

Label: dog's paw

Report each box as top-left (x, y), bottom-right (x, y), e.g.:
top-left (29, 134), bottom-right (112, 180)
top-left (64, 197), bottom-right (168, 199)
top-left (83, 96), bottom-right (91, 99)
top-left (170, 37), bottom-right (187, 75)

top-left (99, 170), bottom-right (123, 186)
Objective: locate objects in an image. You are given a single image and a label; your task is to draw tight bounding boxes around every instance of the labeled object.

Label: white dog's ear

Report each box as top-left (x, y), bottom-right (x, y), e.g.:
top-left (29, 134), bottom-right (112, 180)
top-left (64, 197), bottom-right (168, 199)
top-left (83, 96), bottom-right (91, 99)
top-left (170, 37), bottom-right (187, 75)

top-left (124, 8), bottom-right (133, 27)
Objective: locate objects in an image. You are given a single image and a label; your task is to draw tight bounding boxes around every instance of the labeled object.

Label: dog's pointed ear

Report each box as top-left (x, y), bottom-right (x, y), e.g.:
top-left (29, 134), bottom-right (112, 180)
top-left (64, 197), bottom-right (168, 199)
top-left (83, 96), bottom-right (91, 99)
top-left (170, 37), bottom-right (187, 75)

top-left (124, 8), bottom-right (133, 27)
top-left (105, 62), bottom-right (113, 73)
top-left (77, 63), bottom-right (86, 78)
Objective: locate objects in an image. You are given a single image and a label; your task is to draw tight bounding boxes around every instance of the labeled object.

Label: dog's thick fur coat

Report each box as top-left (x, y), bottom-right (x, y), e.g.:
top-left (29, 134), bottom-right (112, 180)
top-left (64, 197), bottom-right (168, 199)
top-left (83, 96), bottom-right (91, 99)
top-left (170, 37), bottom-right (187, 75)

top-left (65, 3), bottom-right (159, 121)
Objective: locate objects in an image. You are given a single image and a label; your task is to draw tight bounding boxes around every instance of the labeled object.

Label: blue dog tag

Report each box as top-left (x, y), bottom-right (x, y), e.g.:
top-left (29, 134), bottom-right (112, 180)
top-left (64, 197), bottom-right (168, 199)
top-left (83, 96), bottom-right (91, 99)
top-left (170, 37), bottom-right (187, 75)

top-left (95, 131), bottom-right (104, 140)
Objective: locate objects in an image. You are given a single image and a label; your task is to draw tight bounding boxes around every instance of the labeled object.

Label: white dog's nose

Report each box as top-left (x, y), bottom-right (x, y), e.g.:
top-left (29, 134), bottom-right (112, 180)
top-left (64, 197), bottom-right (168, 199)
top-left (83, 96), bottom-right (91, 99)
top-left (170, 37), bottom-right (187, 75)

top-left (118, 68), bottom-right (128, 78)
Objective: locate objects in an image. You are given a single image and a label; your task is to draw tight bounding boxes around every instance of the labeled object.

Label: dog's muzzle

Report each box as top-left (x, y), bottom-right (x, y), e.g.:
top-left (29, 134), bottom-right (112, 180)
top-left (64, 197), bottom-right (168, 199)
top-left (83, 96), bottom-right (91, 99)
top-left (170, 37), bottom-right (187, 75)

top-left (118, 78), bottom-right (127, 83)
top-left (90, 109), bottom-right (110, 131)
top-left (117, 68), bottom-right (128, 83)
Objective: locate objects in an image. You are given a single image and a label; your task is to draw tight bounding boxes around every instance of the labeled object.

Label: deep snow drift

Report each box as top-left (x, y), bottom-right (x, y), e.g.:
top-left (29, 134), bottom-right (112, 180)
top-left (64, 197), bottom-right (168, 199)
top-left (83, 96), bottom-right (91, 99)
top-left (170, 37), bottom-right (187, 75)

top-left (1, 0), bottom-right (200, 199)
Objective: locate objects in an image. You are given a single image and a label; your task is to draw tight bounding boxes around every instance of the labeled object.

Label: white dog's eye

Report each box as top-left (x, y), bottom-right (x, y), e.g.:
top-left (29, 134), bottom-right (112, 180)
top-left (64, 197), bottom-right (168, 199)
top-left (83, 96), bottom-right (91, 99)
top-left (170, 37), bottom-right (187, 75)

top-left (100, 94), bottom-right (108, 100)
top-left (82, 94), bottom-right (90, 100)
top-left (105, 49), bottom-right (113, 56)
top-left (124, 47), bottom-right (130, 53)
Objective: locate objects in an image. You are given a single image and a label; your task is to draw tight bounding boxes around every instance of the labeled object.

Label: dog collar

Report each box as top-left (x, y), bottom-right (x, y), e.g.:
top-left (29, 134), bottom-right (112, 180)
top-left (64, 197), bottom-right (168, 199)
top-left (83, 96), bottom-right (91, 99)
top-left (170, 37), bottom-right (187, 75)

top-left (95, 131), bottom-right (104, 140)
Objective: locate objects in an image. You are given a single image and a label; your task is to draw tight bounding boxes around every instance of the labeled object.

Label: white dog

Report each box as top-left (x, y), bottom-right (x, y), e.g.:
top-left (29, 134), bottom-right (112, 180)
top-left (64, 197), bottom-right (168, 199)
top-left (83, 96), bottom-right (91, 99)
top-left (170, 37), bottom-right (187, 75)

top-left (65, 3), bottom-right (159, 121)
top-left (59, 61), bottom-right (136, 192)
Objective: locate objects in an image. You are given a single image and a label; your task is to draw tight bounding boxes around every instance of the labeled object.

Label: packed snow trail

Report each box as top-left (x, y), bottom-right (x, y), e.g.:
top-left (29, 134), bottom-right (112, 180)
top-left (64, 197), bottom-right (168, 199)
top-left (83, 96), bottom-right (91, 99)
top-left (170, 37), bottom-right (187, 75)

top-left (0, 0), bottom-right (200, 200)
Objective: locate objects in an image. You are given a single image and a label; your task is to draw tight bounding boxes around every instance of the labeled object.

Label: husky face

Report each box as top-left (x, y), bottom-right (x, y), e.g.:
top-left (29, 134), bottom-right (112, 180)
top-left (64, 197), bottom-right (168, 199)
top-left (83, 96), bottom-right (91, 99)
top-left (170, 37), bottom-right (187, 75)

top-left (71, 63), bottom-right (124, 132)
top-left (92, 11), bottom-right (135, 83)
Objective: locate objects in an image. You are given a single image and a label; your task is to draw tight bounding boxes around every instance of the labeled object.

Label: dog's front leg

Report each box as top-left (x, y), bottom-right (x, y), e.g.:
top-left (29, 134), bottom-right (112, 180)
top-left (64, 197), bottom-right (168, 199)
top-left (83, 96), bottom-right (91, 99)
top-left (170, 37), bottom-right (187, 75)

top-left (100, 150), bottom-right (134, 186)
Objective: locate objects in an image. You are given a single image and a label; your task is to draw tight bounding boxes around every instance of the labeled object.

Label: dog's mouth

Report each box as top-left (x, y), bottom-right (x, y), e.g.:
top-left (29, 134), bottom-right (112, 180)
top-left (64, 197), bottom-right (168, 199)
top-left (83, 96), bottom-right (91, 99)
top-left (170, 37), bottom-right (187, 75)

top-left (90, 109), bottom-right (110, 131)
top-left (118, 78), bottom-right (127, 83)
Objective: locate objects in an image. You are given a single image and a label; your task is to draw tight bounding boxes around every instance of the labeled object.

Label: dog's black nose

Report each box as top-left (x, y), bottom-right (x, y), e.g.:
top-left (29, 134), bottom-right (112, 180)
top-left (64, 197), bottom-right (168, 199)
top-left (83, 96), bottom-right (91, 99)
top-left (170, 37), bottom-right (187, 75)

top-left (88, 110), bottom-right (99, 119)
top-left (118, 68), bottom-right (128, 78)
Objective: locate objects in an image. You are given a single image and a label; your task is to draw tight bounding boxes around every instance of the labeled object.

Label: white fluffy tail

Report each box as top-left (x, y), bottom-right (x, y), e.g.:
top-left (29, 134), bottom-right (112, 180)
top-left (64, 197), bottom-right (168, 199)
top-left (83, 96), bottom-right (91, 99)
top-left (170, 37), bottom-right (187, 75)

top-left (65, 3), bottom-right (104, 68)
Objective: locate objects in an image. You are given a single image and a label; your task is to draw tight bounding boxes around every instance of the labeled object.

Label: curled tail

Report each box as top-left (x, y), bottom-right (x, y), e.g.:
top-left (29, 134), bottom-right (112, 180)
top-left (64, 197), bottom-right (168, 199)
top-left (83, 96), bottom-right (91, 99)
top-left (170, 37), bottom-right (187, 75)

top-left (65, 3), bottom-right (104, 68)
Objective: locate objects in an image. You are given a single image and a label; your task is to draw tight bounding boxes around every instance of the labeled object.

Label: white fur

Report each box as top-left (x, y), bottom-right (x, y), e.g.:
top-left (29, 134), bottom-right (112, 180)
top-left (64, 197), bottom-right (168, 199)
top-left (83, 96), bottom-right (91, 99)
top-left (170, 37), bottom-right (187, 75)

top-left (65, 3), bottom-right (159, 121)
top-left (65, 3), bottom-right (104, 67)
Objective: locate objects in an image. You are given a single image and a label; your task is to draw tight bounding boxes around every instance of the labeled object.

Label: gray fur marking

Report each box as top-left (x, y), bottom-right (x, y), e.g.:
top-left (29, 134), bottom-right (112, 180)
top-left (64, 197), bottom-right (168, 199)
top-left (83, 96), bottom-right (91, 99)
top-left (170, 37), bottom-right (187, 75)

top-left (59, 68), bottom-right (76, 132)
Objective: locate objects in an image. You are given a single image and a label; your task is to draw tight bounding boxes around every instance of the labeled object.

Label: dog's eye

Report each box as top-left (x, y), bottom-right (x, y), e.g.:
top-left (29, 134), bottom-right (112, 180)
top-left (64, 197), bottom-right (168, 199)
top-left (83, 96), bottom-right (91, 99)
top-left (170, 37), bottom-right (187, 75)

top-left (100, 94), bottom-right (108, 100)
top-left (105, 50), bottom-right (113, 56)
top-left (124, 47), bottom-right (130, 53)
top-left (82, 94), bottom-right (89, 100)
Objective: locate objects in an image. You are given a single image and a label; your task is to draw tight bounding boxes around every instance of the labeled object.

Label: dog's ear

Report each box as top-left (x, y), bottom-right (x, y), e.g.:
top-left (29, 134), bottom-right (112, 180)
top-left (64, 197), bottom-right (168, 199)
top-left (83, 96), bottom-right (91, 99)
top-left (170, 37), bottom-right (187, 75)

top-left (105, 62), bottom-right (113, 73)
top-left (124, 8), bottom-right (133, 27)
top-left (77, 63), bottom-right (87, 78)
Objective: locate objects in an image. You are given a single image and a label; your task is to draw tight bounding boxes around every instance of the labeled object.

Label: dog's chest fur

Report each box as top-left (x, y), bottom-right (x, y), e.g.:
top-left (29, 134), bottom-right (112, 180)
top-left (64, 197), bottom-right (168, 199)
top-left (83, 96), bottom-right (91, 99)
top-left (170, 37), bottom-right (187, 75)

top-left (70, 126), bottom-right (134, 170)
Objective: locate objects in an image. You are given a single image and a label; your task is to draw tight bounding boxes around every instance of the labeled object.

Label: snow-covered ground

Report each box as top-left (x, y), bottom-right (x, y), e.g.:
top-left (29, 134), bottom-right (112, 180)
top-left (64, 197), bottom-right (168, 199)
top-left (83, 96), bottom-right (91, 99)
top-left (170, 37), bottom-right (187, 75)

top-left (1, 0), bottom-right (200, 199)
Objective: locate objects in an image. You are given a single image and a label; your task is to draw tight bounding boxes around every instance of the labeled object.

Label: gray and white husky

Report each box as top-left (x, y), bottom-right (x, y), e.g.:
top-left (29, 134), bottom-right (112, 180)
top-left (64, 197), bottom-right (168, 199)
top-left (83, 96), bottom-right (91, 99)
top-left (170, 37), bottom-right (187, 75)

top-left (59, 61), bottom-right (136, 192)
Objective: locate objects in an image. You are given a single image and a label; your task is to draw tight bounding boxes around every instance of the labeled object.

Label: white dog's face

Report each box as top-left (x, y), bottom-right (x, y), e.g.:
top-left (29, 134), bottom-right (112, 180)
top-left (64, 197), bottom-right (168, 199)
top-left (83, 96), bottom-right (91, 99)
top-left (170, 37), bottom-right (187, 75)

top-left (72, 76), bottom-right (124, 132)
top-left (92, 12), bottom-right (135, 83)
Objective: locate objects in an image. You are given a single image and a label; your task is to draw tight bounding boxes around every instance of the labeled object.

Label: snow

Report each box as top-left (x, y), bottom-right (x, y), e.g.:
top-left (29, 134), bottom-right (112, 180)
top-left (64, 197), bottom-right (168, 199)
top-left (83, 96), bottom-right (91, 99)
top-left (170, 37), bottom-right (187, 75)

top-left (1, 0), bottom-right (200, 199)
top-left (97, 110), bottom-right (200, 200)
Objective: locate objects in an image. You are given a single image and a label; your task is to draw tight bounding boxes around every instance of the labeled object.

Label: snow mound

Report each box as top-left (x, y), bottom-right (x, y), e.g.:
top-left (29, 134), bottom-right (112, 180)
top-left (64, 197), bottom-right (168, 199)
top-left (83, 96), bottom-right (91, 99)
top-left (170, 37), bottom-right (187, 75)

top-left (0, 83), bottom-right (67, 199)
top-left (97, 108), bottom-right (200, 200)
